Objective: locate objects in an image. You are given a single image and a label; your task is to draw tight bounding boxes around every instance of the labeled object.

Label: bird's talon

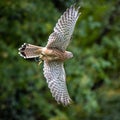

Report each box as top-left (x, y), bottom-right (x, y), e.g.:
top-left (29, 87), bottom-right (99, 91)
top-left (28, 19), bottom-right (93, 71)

top-left (40, 54), bottom-right (44, 58)
top-left (38, 60), bottom-right (42, 65)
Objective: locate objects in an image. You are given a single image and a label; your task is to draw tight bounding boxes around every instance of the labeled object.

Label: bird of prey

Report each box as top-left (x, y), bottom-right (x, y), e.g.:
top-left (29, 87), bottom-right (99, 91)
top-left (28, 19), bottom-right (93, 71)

top-left (18, 4), bottom-right (80, 106)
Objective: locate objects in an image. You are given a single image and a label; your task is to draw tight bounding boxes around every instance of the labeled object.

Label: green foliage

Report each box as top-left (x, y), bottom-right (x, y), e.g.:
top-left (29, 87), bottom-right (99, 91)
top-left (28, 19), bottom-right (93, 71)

top-left (0, 0), bottom-right (120, 120)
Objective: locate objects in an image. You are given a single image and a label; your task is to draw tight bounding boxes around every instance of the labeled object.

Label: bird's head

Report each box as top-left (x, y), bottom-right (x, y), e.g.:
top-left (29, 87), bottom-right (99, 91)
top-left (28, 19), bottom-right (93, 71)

top-left (65, 51), bottom-right (73, 59)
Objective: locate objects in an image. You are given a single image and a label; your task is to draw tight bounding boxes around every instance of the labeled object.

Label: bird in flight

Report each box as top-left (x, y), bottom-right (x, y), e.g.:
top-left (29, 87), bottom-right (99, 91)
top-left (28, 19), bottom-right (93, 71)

top-left (18, 4), bottom-right (81, 106)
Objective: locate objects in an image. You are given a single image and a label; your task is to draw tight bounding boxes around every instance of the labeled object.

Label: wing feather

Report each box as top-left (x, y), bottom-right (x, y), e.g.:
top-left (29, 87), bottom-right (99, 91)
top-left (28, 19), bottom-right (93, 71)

top-left (46, 5), bottom-right (81, 51)
top-left (43, 61), bottom-right (72, 105)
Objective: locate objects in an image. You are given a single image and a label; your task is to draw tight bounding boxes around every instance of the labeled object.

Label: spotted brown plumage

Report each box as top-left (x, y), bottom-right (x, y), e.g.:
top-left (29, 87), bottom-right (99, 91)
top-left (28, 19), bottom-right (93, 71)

top-left (18, 4), bottom-right (81, 106)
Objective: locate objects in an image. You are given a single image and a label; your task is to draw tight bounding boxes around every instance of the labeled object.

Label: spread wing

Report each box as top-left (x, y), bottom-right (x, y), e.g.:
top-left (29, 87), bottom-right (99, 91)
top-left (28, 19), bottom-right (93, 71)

top-left (46, 5), bottom-right (81, 51)
top-left (43, 61), bottom-right (72, 105)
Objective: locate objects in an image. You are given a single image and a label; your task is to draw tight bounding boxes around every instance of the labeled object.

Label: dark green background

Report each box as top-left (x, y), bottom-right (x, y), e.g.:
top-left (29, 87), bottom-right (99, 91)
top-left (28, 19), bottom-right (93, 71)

top-left (0, 0), bottom-right (120, 120)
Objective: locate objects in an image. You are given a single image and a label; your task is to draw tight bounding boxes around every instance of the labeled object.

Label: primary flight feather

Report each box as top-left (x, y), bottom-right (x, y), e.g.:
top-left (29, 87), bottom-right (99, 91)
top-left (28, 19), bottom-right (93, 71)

top-left (18, 4), bottom-right (81, 106)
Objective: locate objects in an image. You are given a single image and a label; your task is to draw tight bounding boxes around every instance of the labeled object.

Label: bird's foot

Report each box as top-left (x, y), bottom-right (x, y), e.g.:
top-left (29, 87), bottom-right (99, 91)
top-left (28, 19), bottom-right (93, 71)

top-left (40, 54), bottom-right (44, 58)
top-left (38, 60), bottom-right (42, 65)
top-left (38, 54), bottom-right (44, 65)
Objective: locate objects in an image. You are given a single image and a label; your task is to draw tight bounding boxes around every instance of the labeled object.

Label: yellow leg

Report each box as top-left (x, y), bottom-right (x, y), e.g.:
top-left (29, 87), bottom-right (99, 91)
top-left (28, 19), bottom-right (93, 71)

top-left (38, 54), bottom-right (43, 65)
top-left (38, 60), bottom-right (42, 65)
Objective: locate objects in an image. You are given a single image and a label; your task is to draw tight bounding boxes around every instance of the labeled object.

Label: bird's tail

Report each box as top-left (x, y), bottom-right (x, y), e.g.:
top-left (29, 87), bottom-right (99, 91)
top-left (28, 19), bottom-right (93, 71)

top-left (18, 43), bottom-right (43, 58)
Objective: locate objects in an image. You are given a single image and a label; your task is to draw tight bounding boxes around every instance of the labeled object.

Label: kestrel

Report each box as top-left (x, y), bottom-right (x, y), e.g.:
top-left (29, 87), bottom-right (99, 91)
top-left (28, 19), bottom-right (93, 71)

top-left (18, 4), bottom-right (80, 106)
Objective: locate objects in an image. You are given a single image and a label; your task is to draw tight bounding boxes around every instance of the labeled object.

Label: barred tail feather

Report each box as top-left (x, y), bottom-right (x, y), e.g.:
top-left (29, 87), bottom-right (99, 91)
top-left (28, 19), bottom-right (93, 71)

top-left (18, 43), bottom-right (43, 58)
